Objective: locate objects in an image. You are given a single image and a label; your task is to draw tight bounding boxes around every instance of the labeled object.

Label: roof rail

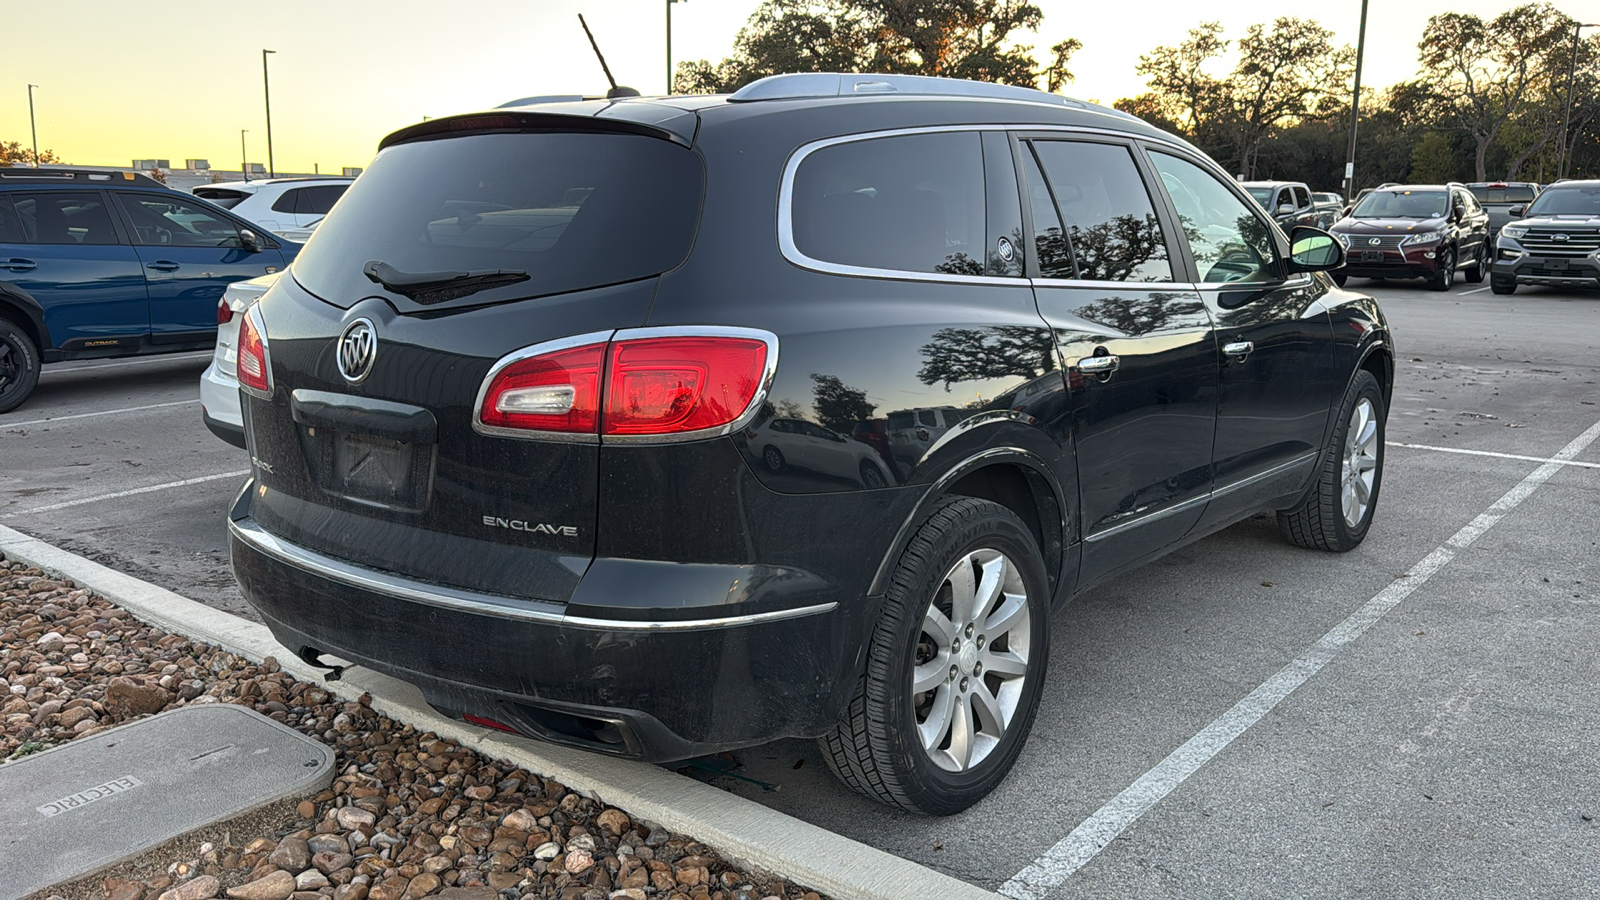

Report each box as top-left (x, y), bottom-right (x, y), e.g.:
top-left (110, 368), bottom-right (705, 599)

top-left (728, 73), bottom-right (1085, 109)
top-left (495, 95), bottom-right (593, 108)
top-left (0, 168), bottom-right (164, 187)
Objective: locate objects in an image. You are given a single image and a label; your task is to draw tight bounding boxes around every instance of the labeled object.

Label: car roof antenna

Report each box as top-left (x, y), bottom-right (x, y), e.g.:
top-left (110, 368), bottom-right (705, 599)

top-left (579, 14), bottom-right (641, 100)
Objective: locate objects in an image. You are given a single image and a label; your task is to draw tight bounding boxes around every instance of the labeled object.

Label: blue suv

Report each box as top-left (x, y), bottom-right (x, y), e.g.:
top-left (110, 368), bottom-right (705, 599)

top-left (0, 168), bottom-right (299, 413)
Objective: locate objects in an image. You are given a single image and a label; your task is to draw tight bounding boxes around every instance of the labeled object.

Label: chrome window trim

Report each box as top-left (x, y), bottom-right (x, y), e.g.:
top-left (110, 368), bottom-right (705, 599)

top-left (471, 329), bottom-right (615, 444)
top-left (1085, 452), bottom-right (1318, 543)
top-left (231, 517), bottom-right (837, 631)
top-left (777, 123), bottom-right (1196, 287)
top-left (1189, 275), bottom-right (1315, 292)
top-left (471, 325), bottom-right (780, 445)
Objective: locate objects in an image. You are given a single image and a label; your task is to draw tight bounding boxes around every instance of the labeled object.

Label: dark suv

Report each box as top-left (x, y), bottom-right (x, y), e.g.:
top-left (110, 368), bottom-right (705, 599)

top-left (228, 73), bottom-right (1392, 815)
top-left (0, 168), bottom-right (297, 413)
top-left (1490, 179), bottom-right (1600, 294)
top-left (1329, 183), bottom-right (1491, 290)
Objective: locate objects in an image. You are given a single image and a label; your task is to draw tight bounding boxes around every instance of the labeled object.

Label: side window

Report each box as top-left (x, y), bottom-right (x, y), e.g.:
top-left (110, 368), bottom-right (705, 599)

top-left (0, 196), bottom-right (25, 243)
top-left (7, 193), bottom-right (120, 245)
top-left (790, 131), bottom-right (986, 276)
top-left (307, 184), bottom-right (348, 216)
top-left (1293, 186), bottom-right (1311, 209)
top-left (1149, 151), bottom-right (1282, 285)
top-left (1029, 140), bottom-right (1174, 282)
top-left (918, 410), bottom-right (938, 427)
top-left (1022, 148), bottom-right (1076, 279)
top-left (271, 189), bottom-right (302, 214)
top-left (118, 194), bottom-right (243, 248)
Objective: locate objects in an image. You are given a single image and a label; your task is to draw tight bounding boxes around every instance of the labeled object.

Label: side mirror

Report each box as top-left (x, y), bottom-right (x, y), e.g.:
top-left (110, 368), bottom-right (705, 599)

top-left (1288, 226), bottom-right (1344, 273)
top-left (239, 228), bottom-right (262, 253)
top-left (1508, 205), bottom-right (1526, 217)
top-left (1277, 203), bottom-right (1296, 216)
top-left (1341, 205), bottom-right (1354, 218)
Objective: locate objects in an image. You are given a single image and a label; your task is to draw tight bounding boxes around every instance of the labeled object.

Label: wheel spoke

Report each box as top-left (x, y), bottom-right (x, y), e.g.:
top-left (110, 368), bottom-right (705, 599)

top-left (1342, 482), bottom-right (1359, 523)
top-left (1354, 475), bottom-right (1370, 506)
top-left (917, 686), bottom-right (956, 753)
top-left (945, 557), bottom-right (977, 626)
top-left (982, 647), bottom-right (1029, 678)
top-left (971, 680), bottom-right (1008, 734)
top-left (913, 653), bottom-right (949, 695)
top-left (972, 554), bottom-right (1006, 624)
top-left (922, 603), bottom-right (957, 647)
top-left (947, 693), bottom-right (976, 770)
top-left (983, 591), bottom-right (1028, 638)
top-left (1354, 417), bottom-right (1378, 455)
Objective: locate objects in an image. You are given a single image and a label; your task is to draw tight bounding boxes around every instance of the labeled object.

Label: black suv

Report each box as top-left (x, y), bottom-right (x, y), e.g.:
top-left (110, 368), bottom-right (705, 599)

top-left (1490, 179), bottom-right (1600, 294)
top-left (1329, 183), bottom-right (1491, 291)
top-left (229, 73), bottom-right (1392, 814)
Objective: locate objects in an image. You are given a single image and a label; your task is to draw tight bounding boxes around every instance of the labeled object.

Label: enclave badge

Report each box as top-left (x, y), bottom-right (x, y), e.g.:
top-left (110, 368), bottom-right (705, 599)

top-left (337, 319), bottom-right (377, 383)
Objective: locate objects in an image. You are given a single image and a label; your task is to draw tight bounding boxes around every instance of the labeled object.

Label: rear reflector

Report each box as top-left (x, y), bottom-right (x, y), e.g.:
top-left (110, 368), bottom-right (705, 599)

top-left (475, 329), bottom-right (775, 441)
top-left (236, 308), bottom-right (271, 395)
top-left (216, 299), bottom-right (234, 325)
top-left (462, 714), bottom-right (520, 734)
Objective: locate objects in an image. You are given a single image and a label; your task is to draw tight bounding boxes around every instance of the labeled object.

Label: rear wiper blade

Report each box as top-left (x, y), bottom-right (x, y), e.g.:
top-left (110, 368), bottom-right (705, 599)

top-left (363, 260), bottom-right (529, 305)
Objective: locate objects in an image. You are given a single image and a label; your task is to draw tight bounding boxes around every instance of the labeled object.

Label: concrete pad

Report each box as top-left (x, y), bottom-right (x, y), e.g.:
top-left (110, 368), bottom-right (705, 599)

top-left (0, 704), bottom-right (334, 900)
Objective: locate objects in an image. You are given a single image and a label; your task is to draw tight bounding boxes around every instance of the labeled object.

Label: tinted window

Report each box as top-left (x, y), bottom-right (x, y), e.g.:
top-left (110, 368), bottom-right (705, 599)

top-left (0, 196), bottom-right (24, 243)
top-left (119, 194), bottom-right (243, 247)
top-left (1246, 187), bottom-right (1273, 205)
top-left (8, 192), bottom-right (120, 245)
top-left (1023, 148), bottom-right (1075, 279)
top-left (1151, 152), bottom-right (1281, 284)
top-left (918, 410), bottom-right (938, 427)
top-left (1292, 186), bottom-right (1311, 208)
top-left (293, 132), bottom-right (704, 309)
top-left (1352, 190), bottom-right (1449, 219)
top-left (1469, 185), bottom-right (1537, 203)
top-left (887, 411), bottom-right (913, 429)
top-left (1029, 140), bottom-right (1173, 282)
top-left (192, 188), bottom-right (248, 209)
top-left (1525, 185), bottom-right (1600, 216)
top-left (304, 185), bottom-right (347, 215)
top-left (271, 188), bottom-right (303, 214)
top-left (792, 131), bottom-right (986, 276)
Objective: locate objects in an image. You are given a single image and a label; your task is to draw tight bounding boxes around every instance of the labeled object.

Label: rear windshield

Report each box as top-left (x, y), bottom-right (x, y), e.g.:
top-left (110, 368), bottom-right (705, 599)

top-left (1351, 190), bottom-right (1448, 219)
top-left (1246, 187), bottom-right (1274, 205)
top-left (290, 131), bottom-right (704, 308)
top-left (1468, 185), bottom-right (1536, 203)
top-left (1524, 185), bottom-right (1600, 217)
top-left (192, 188), bottom-right (248, 209)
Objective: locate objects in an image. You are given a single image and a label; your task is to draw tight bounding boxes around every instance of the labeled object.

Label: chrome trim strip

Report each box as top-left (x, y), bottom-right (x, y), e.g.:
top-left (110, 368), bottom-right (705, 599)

top-left (1191, 275), bottom-right (1314, 292)
top-left (777, 123), bottom-right (1195, 286)
top-left (471, 330), bottom-right (615, 443)
top-left (1083, 452), bottom-right (1319, 543)
top-left (598, 325), bottom-right (781, 445)
top-left (922, 411), bottom-right (1037, 458)
top-left (230, 518), bottom-right (836, 631)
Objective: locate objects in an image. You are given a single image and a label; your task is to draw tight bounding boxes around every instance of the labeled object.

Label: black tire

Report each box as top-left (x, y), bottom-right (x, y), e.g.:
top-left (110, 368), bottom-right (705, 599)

top-left (860, 460), bottom-right (888, 489)
top-left (1491, 278), bottom-right (1516, 295)
top-left (1277, 370), bottom-right (1385, 552)
top-left (1332, 272), bottom-right (1348, 287)
top-left (1428, 248), bottom-right (1455, 291)
top-left (818, 497), bottom-right (1051, 815)
top-left (762, 445), bottom-right (785, 472)
top-left (0, 318), bottom-right (41, 415)
top-left (1464, 244), bottom-right (1486, 283)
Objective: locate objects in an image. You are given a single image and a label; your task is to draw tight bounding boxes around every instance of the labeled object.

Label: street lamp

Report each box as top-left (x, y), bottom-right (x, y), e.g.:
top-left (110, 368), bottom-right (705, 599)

top-left (27, 84), bottom-right (39, 167)
top-left (667, 0), bottom-right (686, 94)
top-left (240, 129), bottom-right (250, 183)
top-left (1556, 23), bottom-right (1599, 180)
top-left (262, 49), bottom-right (276, 178)
top-left (1341, 0), bottom-right (1371, 202)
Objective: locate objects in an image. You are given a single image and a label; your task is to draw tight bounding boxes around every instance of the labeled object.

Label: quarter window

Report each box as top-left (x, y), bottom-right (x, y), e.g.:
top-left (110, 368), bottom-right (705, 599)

top-left (1149, 151), bottom-right (1281, 285)
top-left (1028, 140), bottom-right (1173, 282)
top-left (1293, 186), bottom-right (1311, 209)
top-left (790, 132), bottom-right (986, 276)
top-left (270, 189), bottom-right (303, 214)
top-left (5, 193), bottom-right (121, 245)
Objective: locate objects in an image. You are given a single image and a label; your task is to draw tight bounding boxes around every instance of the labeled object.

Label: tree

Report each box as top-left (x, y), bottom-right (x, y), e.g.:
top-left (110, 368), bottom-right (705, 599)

top-left (1417, 3), bottom-right (1574, 181)
top-left (1131, 22), bottom-right (1226, 135)
top-left (810, 373), bottom-right (876, 431)
top-left (676, 0), bottom-right (1082, 94)
top-left (146, 168), bottom-right (168, 185)
top-left (917, 325), bottom-right (1055, 389)
top-left (0, 140), bottom-right (63, 167)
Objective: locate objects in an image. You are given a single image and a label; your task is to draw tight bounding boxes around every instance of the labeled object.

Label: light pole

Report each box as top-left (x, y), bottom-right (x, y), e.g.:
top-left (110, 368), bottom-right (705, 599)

top-left (240, 129), bottom-right (250, 183)
top-left (666, 0), bottom-right (685, 94)
top-left (27, 84), bottom-right (39, 167)
top-left (1342, 0), bottom-right (1370, 202)
top-left (1556, 23), bottom-right (1599, 181)
top-left (262, 49), bottom-right (276, 178)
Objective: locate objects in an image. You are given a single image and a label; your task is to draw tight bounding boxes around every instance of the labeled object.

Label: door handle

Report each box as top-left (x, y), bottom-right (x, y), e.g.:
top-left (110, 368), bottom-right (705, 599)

top-left (0, 258), bottom-right (36, 271)
top-left (1224, 341), bottom-right (1255, 358)
top-left (145, 260), bottom-right (181, 272)
top-left (1076, 354), bottom-right (1120, 375)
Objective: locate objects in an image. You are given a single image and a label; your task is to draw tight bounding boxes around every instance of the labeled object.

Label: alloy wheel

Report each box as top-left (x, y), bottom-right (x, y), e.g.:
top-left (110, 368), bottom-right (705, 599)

top-left (0, 339), bottom-right (17, 394)
top-left (910, 548), bottom-right (1032, 773)
top-left (1341, 397), bottom-right (1380, 528)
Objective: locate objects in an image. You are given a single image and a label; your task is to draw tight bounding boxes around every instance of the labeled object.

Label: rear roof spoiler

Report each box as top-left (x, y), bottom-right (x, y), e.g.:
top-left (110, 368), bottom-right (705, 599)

top-left (379, 102), bottom-right (698, 150)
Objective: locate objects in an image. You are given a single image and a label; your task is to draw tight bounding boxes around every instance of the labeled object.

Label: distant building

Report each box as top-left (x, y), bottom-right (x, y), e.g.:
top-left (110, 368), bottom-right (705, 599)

top-left (342, 167), bottom-right (363, 177)
top-left (131, 159), bottom-right (171, 170)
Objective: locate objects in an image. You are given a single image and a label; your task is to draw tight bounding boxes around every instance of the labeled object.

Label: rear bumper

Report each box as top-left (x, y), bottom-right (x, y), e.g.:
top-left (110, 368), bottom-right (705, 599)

top-left (227, 483), bottom-right (858, 761)
top-left (200, 361), bottom-right (245, 448)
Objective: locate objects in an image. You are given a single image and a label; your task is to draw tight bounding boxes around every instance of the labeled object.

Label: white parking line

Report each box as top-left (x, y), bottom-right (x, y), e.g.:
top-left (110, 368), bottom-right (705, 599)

top-left (2, 399), bottom-right (197, 430)
top-left (1458, 286), bottom-right (1491, 295)
top-left (1000, 416), bottom-right (1600, 900)
top-left (9, 471), bottom-right (250, 516)
top-left (1390, 440), bottom-right (1600, 470)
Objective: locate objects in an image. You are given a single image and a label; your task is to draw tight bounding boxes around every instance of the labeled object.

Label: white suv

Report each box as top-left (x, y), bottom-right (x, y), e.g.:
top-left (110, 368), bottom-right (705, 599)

top-left (200, 272), bottom-right (280, 448)
top-left (190, 178), bottom-right (351, 239)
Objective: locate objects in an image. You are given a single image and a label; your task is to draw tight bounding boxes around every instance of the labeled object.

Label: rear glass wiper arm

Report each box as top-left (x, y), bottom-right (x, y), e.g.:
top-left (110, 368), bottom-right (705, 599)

top-left (363, 260), bottom-right (530, 305)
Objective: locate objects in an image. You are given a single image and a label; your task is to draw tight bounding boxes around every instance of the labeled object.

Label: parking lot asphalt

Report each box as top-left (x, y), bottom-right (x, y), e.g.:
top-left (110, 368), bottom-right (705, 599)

top-left (2, 282), bottom-right (1595, 897)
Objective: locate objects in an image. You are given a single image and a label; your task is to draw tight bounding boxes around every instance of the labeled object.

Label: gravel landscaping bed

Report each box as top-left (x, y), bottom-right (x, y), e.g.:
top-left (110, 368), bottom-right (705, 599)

top-left (1, 554), bottom-right (828, 900)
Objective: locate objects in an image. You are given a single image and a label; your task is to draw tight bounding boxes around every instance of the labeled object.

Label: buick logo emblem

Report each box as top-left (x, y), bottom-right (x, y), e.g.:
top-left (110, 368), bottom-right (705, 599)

top-left (337, 318), bottom-right (377, 383)
top-left (1368, 238), bottom-right (1382, 246)
top-left (1553, 233), bottom-right (1570, 242)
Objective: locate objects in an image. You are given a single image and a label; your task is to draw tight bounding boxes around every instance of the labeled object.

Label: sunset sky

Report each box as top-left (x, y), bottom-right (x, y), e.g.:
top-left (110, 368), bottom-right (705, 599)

top-left (4, 0), bottom-right (1590, 173)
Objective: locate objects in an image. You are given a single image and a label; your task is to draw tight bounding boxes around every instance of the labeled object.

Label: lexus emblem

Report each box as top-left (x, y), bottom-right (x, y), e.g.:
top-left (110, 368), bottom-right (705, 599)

top-left (1368, 237), bottom-right (1382, 246)
top-left (337, 318), bottom-right (377, 383)
top-left (1553, 233), bottom-right (1570, 242)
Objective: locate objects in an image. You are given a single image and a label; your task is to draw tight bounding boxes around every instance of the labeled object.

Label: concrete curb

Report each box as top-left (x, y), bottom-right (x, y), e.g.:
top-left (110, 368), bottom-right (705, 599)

top-left (0, 524), bottom-right (1000, 900)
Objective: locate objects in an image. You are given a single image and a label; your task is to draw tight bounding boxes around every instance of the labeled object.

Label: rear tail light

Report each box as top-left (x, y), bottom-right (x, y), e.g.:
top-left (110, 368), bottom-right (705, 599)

top-left (236, 307), bottom-right (273, 396)
top-left (474, 328), bottom-right (775, 441)
top-left (216, 299), bottom-right (234, 325)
